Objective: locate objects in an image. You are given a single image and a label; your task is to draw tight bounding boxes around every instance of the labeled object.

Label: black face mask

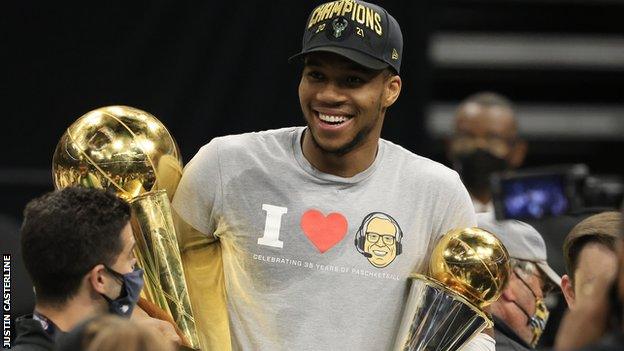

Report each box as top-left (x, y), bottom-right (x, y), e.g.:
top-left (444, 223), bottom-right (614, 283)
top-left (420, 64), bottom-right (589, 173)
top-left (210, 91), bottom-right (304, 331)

top-left (453, 149), bottom-right (509, 197)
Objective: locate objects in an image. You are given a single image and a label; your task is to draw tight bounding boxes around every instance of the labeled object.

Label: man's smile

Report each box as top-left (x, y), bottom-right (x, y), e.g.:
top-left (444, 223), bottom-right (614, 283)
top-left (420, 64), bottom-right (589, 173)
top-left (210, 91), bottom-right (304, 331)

top-left (312, 108), bottom-right (354, 131)
top-left (373, 250), bottom-right (388, 257)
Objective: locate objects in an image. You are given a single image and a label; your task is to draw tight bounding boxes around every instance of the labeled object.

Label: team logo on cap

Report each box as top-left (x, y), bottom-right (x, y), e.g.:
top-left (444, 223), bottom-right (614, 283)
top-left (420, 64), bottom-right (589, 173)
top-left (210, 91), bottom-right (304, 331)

top-left (392, 48), bottom-right (399, 60)
top-left (331, 17), bottom-right (348, 38)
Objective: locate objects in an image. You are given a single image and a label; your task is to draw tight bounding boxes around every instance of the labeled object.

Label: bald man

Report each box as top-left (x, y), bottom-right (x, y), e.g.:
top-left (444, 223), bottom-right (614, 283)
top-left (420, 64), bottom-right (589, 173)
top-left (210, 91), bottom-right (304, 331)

top-left (448, 92), bottom-right (527, 212)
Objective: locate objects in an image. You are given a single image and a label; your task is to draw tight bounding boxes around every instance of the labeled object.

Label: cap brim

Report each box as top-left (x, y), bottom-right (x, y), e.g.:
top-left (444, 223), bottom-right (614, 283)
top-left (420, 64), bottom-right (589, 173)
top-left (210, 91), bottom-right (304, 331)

top-left (536, 262), bottom-right (562, 288)
top-left (289, 46), bottom-right (389, 71)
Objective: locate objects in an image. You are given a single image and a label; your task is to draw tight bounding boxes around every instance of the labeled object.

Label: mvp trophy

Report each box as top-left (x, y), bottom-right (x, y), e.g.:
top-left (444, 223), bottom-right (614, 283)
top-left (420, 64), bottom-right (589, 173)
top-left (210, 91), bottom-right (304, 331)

top-left (394, 227), bottom-right (510, 351)
top-left (52, 106), bottom-right (200, 350)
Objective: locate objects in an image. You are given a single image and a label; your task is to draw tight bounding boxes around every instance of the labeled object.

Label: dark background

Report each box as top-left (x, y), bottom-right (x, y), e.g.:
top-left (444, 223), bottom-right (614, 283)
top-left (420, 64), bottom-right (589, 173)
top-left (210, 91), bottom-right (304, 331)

top-left (3, 0), bottom-right (623, 220)
top-left (2, 0), bottom-right (623, 345)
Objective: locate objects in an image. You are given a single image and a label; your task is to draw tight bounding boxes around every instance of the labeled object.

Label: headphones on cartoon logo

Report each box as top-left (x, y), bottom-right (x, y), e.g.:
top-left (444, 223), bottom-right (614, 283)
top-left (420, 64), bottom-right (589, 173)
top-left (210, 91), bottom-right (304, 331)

top-left (354, 212), bottom-right (403, 258)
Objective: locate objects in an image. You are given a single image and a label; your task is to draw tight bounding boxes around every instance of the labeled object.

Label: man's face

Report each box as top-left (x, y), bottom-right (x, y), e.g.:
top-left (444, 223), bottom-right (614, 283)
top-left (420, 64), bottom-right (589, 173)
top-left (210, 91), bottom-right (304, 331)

top-left (298, 52), bottom-right (400, 156)
top-left (562, 242), bottom-right (618, 309)
top-left (363, 217), bottom-right (398, 268)
top-left (450, 102), bottom-right (519, 161)
top-left (104, 222), bottom-right (137, 298)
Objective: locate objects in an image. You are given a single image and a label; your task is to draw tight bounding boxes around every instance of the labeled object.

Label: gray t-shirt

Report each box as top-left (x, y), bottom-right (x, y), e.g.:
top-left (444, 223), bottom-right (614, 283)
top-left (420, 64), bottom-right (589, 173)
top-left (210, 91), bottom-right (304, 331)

top-left (173, 127), bottom-right (476, 351)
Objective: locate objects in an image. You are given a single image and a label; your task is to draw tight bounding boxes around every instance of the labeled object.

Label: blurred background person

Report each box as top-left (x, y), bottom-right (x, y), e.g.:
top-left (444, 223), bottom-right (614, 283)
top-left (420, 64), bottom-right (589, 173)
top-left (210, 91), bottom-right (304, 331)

top-left (555, 207), bottom-right (624, 351)
top-left (55, 315), bottom-right (177, 351)
top-left (561, 211), bottom-right (621, 310)
top-left (447, 92), bottom-right (527, 213)
top-left (478, 212), bottom-right (560, 350)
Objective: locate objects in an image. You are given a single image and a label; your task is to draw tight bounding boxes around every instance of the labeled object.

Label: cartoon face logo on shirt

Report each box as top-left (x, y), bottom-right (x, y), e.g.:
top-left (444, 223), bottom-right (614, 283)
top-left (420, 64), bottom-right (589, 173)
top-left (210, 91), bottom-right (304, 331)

top-left (354, 212), bottom-right (403, 268)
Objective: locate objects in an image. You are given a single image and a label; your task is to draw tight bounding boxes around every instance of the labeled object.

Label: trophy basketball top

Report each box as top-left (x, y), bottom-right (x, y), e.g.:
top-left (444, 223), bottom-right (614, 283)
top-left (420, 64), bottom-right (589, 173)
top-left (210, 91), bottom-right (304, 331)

top-left (52, 106), bottom-right (183, 200)
top-left (429, 227), bottom-right (510, 309)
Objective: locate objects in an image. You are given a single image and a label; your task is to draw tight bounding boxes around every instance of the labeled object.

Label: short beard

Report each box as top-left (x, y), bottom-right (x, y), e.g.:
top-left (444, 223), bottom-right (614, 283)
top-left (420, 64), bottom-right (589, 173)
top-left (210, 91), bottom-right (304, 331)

top-left (308, 125), bottom-right (372, 156)
top-left (305, 97), bottom-right (384, 157)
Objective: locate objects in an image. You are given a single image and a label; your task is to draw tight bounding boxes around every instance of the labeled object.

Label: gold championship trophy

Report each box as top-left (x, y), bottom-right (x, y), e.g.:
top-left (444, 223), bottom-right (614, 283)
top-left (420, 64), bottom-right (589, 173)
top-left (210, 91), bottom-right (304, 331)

top-left (52, 106), bottom-right (200, 350)
top-left (393, 227), bottom-right (510, 351)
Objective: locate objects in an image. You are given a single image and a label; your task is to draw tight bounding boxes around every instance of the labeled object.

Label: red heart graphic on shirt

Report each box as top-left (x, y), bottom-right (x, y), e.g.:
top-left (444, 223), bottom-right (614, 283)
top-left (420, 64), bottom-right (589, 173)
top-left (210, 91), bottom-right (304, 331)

top-left (300, 210), bottom-right (348, 253)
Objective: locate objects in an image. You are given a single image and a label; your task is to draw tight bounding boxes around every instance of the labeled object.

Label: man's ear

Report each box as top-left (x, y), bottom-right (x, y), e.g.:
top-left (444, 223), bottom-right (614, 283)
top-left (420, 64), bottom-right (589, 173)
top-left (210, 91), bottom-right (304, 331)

top-left (88, 264), bottom-right (108, 295)
top-left (561, 274), bottom-right (576, 309)
top-left (383, 74), bottom-right (402, 108)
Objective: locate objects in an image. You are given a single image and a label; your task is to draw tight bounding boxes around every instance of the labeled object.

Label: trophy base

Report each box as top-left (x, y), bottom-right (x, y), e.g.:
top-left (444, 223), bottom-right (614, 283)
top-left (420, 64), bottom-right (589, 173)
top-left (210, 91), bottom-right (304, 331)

top-left (393, 274), bottom-right (492, 351)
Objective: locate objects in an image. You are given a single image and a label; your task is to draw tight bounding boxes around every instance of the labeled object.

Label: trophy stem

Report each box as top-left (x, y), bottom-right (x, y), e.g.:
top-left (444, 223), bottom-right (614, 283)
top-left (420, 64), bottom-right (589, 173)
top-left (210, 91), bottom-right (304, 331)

top-left (130, 190), bottom-right (200, 350)
top-left (394, 275), bottom-right (491, 351)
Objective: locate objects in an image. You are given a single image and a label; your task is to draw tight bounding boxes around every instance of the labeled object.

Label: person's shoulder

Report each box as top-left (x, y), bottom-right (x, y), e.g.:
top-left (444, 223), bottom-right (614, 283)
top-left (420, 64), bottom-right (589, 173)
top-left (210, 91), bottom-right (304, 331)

top-left (380, 138), bottom-right (461, 184)
top-left (203, 127), bottom-right (300, 156)
top-left (12, 315), bottom-right (54, 351)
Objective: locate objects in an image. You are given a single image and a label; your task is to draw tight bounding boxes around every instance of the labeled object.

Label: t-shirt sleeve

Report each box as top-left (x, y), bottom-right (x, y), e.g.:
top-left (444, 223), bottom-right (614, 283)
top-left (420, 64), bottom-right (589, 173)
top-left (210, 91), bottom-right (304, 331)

top-left (172, 139), bottom-right (223, 239)
top-left (462, 333), bottom-right (495, 351)
top-left (436, 172), bottom-right (477, 238)
top-left (418, 172), bottom-right (477, 274)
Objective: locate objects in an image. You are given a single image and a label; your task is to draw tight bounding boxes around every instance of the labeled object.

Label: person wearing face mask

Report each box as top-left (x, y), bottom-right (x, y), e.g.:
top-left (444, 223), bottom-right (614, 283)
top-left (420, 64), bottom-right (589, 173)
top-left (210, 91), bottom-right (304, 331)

top-left (477, 212), bottom-right (561, 350)
top-left (448, 92), bottom-right (528, 213)
top-left (12, 187), bottom-right (180, 351)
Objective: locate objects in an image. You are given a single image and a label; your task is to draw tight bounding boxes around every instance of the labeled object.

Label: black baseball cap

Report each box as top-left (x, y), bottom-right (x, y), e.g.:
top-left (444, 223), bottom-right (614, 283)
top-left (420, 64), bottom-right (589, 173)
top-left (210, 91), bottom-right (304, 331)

top-left (289, 0), bottom-right (403, 74)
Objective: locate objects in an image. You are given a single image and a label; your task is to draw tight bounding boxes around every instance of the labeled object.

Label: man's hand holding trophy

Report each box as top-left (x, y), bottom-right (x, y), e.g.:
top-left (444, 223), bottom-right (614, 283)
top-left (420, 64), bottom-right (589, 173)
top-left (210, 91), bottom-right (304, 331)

top-left (52, 106), bottom-right (200, 350)
top-left (394, 227), bottom-right (510, 351)
top-left (51, 105), bottom-right (511, 351)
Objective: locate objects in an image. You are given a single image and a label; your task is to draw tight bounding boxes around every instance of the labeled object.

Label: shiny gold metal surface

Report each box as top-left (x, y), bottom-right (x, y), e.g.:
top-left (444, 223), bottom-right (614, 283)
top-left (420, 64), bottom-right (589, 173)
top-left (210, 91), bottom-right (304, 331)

top-left (394, 273), bottom-right (493, 351)
top-left (52, 105), bottom-right (182, 201)
top-left (52, 106), bottom-right (200, 349)
top-left (395, 228), bottom-right (509, 350)
top-left (130, 191), bottom-right (198, 348)
top-left (429, 227), bottom-right (510, 309)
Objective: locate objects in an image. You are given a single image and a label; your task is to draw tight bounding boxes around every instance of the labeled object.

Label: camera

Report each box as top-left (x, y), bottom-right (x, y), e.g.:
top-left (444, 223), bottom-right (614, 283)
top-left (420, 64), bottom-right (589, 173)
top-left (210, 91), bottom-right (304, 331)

top-left (491, 164), bottom-right (623, 221)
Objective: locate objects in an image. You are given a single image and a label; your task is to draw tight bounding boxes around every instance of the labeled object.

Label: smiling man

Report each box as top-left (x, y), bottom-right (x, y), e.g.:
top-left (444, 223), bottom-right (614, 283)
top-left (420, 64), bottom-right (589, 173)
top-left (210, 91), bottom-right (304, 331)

top-left (172, 1), bottom-right (491, 350)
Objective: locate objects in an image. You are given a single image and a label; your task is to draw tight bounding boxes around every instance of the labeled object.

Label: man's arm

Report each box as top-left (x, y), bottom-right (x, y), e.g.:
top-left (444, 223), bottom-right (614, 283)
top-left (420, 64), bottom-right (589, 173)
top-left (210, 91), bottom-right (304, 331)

top-left (173, 212), bottom-right (231, 351)
top-left (435, 173), bottom-right (495, 351)
top-left (170, 139), bottom-right (231, 350)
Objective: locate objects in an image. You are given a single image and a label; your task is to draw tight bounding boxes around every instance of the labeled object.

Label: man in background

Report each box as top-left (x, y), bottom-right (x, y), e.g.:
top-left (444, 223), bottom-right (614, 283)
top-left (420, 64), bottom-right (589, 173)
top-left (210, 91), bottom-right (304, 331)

top-left (553, 211), bottom-right (622, 350)
top-left (478, 213), bottom-right (561, 350)
top-left (561, 211), bottom-right (621, 310)
top-left (448, 92), bottom-right (527, 212)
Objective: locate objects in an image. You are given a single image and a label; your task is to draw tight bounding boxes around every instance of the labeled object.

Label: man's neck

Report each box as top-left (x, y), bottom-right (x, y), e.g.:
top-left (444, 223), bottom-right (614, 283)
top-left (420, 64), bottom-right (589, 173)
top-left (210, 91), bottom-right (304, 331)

top-left (471, 190), bottom-right (492, 206)
top-left (34, 299), bottom-right (101, 332)
top-left (301, 130), bottom-right (380, 178)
